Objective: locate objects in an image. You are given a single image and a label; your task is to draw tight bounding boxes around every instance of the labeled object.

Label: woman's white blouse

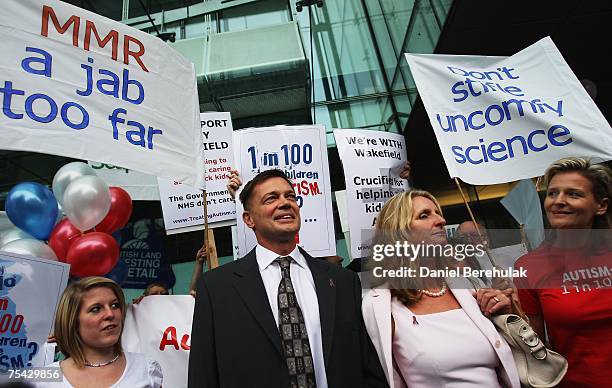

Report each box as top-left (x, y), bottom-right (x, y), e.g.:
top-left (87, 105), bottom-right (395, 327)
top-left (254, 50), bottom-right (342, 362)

top-left (391, 298), bottom-right (502, 388)
top-left (36, 351), bottom-right (162, 388)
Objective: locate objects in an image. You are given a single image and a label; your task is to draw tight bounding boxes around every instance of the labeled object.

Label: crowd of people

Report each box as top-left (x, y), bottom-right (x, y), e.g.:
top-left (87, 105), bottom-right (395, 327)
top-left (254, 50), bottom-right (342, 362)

top-left (19, 156), bottom-right (610, 388)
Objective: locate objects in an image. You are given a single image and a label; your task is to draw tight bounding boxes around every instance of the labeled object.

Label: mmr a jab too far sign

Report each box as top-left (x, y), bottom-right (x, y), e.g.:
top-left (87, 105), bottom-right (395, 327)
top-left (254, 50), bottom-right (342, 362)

top-left (405, 37), bottom-right (612, 185)
top-left (0, 0), bottom-right (204, 187)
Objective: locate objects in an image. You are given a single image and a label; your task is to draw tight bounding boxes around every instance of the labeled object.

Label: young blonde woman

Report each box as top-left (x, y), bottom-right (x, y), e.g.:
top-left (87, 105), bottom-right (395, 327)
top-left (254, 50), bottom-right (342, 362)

top-left (362, 190), bottom-right (520, 388)
top-left (38, 277), bottom-right (162, 388)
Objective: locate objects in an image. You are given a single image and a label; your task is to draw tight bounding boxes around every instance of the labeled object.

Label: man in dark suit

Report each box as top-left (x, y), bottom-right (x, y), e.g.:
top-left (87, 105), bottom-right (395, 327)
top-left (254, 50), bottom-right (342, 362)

top-left (188, 169), bottom-right (387, 388)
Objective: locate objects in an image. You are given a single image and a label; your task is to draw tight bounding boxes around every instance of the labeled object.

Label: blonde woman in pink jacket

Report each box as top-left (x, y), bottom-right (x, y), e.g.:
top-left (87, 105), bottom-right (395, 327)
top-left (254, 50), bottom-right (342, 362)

top-left (362, 190), bottom-right (520, 388)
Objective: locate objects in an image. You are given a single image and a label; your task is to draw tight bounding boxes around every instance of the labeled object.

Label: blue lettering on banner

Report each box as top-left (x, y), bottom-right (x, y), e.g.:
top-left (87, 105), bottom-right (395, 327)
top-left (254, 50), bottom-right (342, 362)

top-left (108, 108), bottom-right (163, 150)
top-left (77, 57), bottom-right (145, 104)
top-left (438, 64), bottom-right (574, 166)
top-left (21, 47), bottom-right (52, 78)
top-left (450, 125), bottom-right (573, 165)
top-left (0, 261), bottom-right (36, 372)
top-left (0, 46), bottom-right (165, 151)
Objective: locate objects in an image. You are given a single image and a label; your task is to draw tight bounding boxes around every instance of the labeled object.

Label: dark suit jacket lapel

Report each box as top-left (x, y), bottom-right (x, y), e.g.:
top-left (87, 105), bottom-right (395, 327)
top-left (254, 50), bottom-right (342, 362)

top-left (233, 249), bottom-right (283, 357)
top-left (303, 249), bottom-right (336, 365)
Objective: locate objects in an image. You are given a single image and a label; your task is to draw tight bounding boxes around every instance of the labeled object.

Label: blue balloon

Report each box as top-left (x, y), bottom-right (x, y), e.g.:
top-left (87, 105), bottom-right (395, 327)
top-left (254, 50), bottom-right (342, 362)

top-left (5, 182), bottom-right (59, 240)
top-left (105, 259), bottom-right (128, 286)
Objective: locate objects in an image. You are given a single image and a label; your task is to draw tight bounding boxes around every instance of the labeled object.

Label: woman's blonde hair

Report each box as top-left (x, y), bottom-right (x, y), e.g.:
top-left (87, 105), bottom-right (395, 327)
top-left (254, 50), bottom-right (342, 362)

top-left (376, 190), bottom-right (443, 234)
top-left (543, 157), bottom-right (611, 229)
top-left (371, 190), bottom-right (447, 306)
top-left (54, 277), bottom-right (126, 367)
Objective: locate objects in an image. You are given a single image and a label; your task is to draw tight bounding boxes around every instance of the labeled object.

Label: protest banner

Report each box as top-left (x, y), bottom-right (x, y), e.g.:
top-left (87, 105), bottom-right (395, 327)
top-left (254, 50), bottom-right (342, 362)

top-left (489, 243), bottom-right (528, 270)
top-left (158, 113), bottom-right (235, 234)
top-left (233, 125), bottom-right (336, 257)
top-left (231, 225), bottom-right (240, 260)
top-left (501, 179), bottom-right (545, 249)
top-left (0, 0), bottom-right (204, 188)
top-left (117, 218), bottom-right (175, 289)
top-left (88, 162), bottom-right (160, 200)
top-left (0, 252), bottom-right (69, 375)
top-left (334, 129), bottom-right (408, 258)
top-left (405, 37), bottom-right (612, 185)
top-left (122, 296), bottom-right (194, 388)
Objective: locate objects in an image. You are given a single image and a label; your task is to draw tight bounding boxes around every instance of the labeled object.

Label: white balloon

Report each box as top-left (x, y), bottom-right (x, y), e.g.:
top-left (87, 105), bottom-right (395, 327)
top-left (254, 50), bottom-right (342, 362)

top-left (52, 162), bottom-right (97, 206)
top-left (0, 211), bottom-right (14, 232)
top-left (0, 226), bottom-right (34, 247)
top-left (2, 238), bottom-right (58, 261)
top-left (63, 175), bottom-right (111, 231)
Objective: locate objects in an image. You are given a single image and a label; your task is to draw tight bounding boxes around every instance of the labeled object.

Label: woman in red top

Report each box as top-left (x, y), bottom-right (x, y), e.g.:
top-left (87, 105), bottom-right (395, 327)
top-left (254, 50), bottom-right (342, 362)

top-left (515, 157), bottom-right (611, 387)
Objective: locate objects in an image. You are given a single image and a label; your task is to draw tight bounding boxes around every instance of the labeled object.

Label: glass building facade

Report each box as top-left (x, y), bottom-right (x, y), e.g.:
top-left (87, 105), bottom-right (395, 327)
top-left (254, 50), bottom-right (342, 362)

top-left (68, 0), bottom-right (452, 141)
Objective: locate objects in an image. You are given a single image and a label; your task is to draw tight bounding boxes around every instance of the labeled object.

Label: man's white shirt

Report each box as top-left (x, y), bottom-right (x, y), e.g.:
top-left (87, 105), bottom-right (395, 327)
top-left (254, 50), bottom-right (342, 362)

top-left (256, 244), bottom-right (328, 388)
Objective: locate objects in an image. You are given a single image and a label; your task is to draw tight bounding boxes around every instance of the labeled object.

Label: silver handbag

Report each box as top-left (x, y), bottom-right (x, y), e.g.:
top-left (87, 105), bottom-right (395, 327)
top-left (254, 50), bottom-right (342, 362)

top-left (492, 314), bottom-right (568, 387)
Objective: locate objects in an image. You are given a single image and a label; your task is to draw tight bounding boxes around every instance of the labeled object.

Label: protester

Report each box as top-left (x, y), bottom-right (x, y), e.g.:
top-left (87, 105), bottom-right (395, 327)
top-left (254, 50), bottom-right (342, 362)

top-left (226, 168), bottom-right (242, 199)
top-left (37, 277), bottom-right (162, 388)
top-left (454, 220), bottom-right (493, 285)
top-left (143, 282), bottom-right (169, 296)
top-left (188, 244), bottom-right (208, 297)
top-left (362, 190), bottom-right (520, 388)
top-left (189, 169), bottom-right (387, 387)
top-left (515, 157), bottom-right (612, 387)
top-left (456, 220), bottom-right (490, 247)
top-left (132, 282), bottom-right (169, 304)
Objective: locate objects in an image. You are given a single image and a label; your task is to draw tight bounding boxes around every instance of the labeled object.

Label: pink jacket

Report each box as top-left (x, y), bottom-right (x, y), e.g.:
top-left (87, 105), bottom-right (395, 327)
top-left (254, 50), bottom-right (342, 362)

top-left (362, 288), bottom-right (521, 388)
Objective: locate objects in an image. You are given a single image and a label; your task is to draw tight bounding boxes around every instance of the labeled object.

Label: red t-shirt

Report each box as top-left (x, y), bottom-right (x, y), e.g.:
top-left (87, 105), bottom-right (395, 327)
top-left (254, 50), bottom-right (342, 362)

top-left (515, 244), bottom-right (612, 387)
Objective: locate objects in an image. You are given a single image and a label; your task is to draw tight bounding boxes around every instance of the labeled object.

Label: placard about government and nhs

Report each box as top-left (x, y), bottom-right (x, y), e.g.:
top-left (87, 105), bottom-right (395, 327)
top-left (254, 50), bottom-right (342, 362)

top-left (406, 37), bottom-right (612, 185)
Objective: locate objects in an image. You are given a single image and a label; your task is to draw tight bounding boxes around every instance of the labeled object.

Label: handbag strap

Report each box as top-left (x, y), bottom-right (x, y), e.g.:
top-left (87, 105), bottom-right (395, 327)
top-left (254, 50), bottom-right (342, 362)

top-left (492, 314), bottom-right (547, 359)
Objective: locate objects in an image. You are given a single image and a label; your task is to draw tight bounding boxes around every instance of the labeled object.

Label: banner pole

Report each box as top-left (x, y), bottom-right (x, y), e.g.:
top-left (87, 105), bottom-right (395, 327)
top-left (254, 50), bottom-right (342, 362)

top-left (453, 177), bottom-right (499, 268)
top-left (202, 190), bottom-right (209, 269)
top-left (454, 178), bottom-right (481, 237)
top-left (519, 223), bottom-right (532, 251)
top-left (188, 190), bottom-right (209, 293)
top-left (202, 190), bottom-right (219, 269)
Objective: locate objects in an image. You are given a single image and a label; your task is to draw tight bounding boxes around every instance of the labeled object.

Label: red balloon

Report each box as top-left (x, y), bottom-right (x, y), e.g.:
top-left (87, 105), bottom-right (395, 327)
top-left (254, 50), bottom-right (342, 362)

top-left (65, 232), bottom-right (119, 277)
top-left (96, 187), bottom-right (132, 234)
top-left (48, 218), bottom-right (82, 261)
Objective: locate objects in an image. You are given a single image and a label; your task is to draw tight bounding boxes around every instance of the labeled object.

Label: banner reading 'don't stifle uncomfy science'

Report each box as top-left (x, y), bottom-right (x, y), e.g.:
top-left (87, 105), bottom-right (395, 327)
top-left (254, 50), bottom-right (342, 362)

top-left (0, 0), bottom-right (204, 188)
top-left (405, 37), bottom-right (612, 185)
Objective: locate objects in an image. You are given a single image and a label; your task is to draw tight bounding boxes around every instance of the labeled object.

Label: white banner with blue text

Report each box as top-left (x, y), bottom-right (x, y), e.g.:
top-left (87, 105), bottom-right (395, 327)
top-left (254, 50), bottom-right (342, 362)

top-left (0, 252), bottom-right (69, 376)
top-left (0, 0), bottom-right (204, 188)
top-left (405, 37), bottom-right (612, 185)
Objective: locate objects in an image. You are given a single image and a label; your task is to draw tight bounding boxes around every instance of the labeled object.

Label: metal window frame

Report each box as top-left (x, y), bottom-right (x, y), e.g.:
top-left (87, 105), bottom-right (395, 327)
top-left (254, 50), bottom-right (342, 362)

top-left (123, 0), bottom-right (261, 29)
